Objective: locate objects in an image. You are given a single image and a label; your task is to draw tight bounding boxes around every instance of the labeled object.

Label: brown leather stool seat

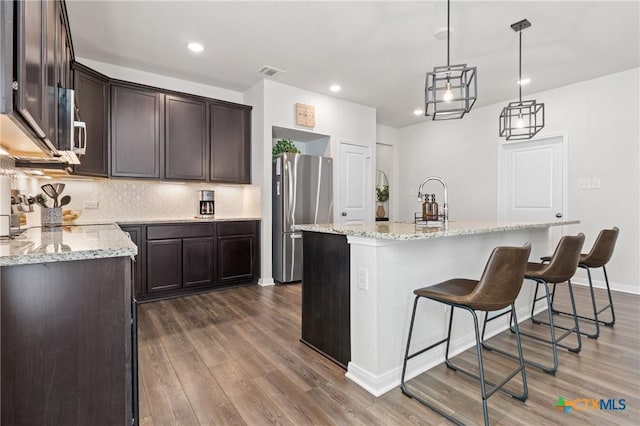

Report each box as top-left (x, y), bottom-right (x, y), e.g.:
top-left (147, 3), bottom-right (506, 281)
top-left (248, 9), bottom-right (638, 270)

top-left (544, 227), bottom-right (619, 339)
top-left (482, 234), bottom-right (585, 375)
top-left (401, 244), bottom-right (531, 426)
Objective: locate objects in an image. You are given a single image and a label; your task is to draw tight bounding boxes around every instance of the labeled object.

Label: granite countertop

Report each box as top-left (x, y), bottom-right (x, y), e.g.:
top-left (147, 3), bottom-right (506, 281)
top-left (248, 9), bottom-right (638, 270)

top-left (294, 219), bottom-right (580, 241)
top-left (114, 216), bottom-right (261, 225)
top-left (0, 224), bottom-right (138, 266)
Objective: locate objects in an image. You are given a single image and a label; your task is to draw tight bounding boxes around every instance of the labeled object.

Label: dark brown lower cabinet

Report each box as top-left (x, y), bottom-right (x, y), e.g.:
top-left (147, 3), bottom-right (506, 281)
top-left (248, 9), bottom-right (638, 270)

top-left (301, 231), bottom-right (351, 368)
top-left (147, 239), bottom-right (183, 293)
top-left (1, 257), bottom-right (133, 425)
top-left (217, 221), bottom-right (259, 285)
top-left (183, 237), bottom-right (215, 287)
top-left (122, 221), bottom-right (259, 302)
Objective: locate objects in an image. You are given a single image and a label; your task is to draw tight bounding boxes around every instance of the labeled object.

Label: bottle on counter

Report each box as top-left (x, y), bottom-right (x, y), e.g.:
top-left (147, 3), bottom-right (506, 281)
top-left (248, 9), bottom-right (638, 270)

top-left (421, 194), bottom-right (431, 221)
top-left (429, 194), bottom-right (439, 221)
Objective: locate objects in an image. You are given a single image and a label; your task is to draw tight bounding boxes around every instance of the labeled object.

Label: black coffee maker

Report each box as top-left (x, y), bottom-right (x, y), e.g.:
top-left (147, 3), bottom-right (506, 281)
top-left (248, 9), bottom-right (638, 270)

top-left (198, 190), bottom-right (215, 218)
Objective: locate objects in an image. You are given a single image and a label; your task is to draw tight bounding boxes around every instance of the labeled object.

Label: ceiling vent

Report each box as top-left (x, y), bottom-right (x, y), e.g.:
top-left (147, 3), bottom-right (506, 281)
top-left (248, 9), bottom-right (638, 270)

top-left (258, 65), bottom-right (286, 77)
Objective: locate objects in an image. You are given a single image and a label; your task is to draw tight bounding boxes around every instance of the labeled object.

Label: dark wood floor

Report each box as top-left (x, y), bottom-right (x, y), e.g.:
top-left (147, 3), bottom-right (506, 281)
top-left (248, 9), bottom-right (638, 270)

top-left (137, 283), bottom-right (640, 425)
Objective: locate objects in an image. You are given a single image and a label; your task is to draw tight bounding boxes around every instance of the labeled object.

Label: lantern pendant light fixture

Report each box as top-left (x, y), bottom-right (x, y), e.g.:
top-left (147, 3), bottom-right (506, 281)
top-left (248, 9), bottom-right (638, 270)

top-left (425, 0), bottom-right (477, 120)
top-left (499, 19), bottom-right (545, 140)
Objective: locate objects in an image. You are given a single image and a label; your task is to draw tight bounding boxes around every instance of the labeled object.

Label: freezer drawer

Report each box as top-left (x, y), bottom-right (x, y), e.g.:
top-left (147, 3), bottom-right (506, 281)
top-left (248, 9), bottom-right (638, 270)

top-left (274, 232), bottom-right (303, 283)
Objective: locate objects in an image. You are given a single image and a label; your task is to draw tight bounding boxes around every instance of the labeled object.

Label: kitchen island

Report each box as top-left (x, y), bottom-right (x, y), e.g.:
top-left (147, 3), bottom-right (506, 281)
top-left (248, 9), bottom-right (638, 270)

top-left (295, 219), bottom-right (578, 396)
top-left (0, 224), bottom-right (137, 425)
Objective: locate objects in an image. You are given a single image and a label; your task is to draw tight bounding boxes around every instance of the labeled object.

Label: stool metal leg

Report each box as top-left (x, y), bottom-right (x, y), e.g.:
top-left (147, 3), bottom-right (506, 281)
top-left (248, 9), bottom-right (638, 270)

top-left (482, 279), bottom-right (561, 375)
top-left (401, 298), bottom-right (465, 426)
top-left (551, 265), bottom-right (616, 335)
top-left (601, 266), bottom-right (616, 326)
top-left (402, 299), bottom-right (528, 426)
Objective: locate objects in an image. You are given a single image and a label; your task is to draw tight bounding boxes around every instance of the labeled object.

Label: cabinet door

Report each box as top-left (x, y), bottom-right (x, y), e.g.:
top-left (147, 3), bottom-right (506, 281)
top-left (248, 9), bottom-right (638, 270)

top-left (15, 0), bottom-right (46, 137)
top-left (73, 64), bottom-right (109, 177)
top-left (209, 103), bottom-right (251, 183)
top-left (146, 239), bottom-right (182, 293)
top-left (44, 0), bottom-right (57, 144)
top-left (216, 221), bottom-right (259, 285)
top-left (120, 225), bottom-right (145, 299)
top-left (165, 95), bottom-right (208, 181)
top-left (183, 237), bottom-right (214, 288)
top-left (111, 84), bottom-right (163, 178)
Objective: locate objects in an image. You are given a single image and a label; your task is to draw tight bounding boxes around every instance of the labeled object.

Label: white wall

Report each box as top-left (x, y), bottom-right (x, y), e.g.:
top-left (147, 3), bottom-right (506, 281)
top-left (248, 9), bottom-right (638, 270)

top-left (245, 79), bottom-right (377, 284)
top-left (396, 68), bottom-right (640, 293)
top-left (76, 58), bottom-right (243, 103)
top-left (376, 124), bottom-right (399, 220)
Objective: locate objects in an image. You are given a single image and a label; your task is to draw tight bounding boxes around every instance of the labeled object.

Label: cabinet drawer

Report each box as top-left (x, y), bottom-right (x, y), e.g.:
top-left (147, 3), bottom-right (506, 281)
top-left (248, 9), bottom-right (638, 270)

top-left (217, 220), bottom-right (257, 236)
top-left (147, 223), bottom-right (214, 240)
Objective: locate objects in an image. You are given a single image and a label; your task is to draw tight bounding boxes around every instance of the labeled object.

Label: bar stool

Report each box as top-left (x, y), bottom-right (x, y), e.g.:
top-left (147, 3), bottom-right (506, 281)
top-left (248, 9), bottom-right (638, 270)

top-left (482, 234), bottom-right (585, 375)
top-left (401, 244), bottom-right (531, 426)
top-left (545, 227), bottom-right (619, 339)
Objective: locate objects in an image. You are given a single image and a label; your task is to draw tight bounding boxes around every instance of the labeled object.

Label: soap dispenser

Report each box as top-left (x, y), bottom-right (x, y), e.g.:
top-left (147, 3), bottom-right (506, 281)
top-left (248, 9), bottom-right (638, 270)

top-left (421, 194), bottom-right (431, 221)
top-left (430, 194), bottom-right (439, 221)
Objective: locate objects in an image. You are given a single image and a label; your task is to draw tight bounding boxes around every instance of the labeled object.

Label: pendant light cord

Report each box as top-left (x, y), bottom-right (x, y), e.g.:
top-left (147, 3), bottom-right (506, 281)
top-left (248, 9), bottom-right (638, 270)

top-left (518, 30), bottom-right (522, 103)
top-left (446, 0), bottom-right (450, 68)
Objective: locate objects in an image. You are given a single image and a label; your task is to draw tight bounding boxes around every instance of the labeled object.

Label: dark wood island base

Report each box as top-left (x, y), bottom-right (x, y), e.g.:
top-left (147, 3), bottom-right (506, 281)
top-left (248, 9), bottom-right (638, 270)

top-left (1, 257), bottom-right (134, 425)
top-left (301, 231), bottom-right (351, 368)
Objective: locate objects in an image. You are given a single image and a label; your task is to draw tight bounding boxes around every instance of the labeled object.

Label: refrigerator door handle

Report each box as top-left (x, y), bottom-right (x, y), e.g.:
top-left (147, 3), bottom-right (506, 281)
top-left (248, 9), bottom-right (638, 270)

top-left (290, 233), bottom-right (302, 239)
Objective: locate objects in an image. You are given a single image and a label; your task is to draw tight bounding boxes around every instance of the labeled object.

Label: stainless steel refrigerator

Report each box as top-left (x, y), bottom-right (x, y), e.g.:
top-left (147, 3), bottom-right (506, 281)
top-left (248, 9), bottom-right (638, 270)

top-left (273, 153), bottom-right (333, 283)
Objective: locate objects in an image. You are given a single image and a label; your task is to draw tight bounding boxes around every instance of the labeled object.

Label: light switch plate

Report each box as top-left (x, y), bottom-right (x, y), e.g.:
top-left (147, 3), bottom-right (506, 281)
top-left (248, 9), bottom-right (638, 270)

top-left (578, 178), bottom-right (591, 190)
top-left (358, 267), bottom-right (368, 290)
top-left (591, 178), bottom-right (601, 189)
top-left (83, 200), bottom-right (99, 209)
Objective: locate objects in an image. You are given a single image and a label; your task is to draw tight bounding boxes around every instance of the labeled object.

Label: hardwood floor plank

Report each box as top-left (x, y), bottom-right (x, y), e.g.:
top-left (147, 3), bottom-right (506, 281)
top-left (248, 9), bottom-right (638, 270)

top-left (170, 349), bottom-right (246, 426)
top-left (138, 283), bottom-right (640, 426)
top-left (137, 307), bottom-right (200, 426)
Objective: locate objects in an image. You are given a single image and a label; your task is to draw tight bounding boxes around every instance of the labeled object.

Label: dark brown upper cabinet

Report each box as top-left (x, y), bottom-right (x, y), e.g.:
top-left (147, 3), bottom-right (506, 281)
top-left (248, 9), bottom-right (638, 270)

top-left (110, 83), bottom-right (164, 178)
top-left (72, 63), bottom-right (109, 177)
top-left (11, 0), bottom-right (73, 149)
top-left (14, 0), bottom-right (46, 139)
top-left (210, 102), bottom-right (251, 184)
top-left (164, 95), bottom-right (208, 181)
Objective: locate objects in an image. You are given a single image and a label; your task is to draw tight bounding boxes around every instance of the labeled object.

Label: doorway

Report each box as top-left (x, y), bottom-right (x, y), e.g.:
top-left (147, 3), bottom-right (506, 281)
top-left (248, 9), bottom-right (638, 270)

top-left (498, 134), bottom-right (567, 223)
top-left (337, 140), bottom-right (373, 225)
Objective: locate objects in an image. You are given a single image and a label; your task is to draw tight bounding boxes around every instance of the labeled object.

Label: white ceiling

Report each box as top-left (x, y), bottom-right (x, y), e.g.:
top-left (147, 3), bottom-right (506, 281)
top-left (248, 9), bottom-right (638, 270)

top-left (66, 1), bottom-right (640, 128)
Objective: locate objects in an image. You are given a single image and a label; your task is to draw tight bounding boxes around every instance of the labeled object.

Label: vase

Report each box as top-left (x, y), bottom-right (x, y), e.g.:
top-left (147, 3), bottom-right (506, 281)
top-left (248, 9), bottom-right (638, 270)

top-left (376, 204), bottom-right (385, 218)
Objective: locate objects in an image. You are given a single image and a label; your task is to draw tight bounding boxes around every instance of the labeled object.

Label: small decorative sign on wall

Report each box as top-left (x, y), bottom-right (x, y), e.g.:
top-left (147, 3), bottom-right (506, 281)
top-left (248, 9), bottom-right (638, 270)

top-left (295, 103), bottom-right (315, 127)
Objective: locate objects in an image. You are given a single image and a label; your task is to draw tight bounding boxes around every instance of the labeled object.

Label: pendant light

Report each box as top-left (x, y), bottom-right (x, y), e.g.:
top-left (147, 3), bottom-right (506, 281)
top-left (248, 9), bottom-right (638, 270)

top-left (425, 0), bottom-right (477, 120)
top-left (499, 19), bottom-right (545, 140)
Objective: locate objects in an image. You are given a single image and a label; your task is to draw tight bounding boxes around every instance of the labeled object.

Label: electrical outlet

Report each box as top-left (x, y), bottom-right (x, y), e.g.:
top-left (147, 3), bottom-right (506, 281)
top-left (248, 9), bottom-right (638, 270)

top-left (577, 178), bottom-right (591, 190)
top-left (358, 267), bottom-right (368, 290)
top-left (83, 200), bottom-right (99, 209)
top-left (591, 178), bottom-right (601, 189)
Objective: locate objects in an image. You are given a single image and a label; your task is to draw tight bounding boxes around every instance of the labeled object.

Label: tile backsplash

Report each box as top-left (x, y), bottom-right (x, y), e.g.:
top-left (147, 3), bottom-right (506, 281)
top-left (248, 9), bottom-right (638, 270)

top-left (32, 178), bottom-right (261, 223)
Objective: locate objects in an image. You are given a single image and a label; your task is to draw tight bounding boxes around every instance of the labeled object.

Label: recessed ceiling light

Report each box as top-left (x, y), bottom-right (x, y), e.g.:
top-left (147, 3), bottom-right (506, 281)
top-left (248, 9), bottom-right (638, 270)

top-left (517, 78), bottom-right (531, 85)
top-left (413, 109), bottom-right (424, 116)
top-left (329, 84), bottom-right (341, 92)
top-left (434, 26), bottom-right (453, 40)
top-left (187, 42), bottom-right (204, 53)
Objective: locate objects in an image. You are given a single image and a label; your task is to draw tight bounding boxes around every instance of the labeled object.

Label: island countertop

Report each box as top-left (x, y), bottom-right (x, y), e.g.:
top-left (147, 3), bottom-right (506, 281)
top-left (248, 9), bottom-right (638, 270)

top-left (294, 219), bottom-right (579, 241)
top-left (0, 223), bottom-right (137, 266)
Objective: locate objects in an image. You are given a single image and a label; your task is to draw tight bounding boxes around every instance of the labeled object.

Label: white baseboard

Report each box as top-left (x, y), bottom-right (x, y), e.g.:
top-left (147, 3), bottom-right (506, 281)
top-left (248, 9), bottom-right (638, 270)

top-left (258, 277), bottom-right (275, 286)
top-left (346, 304), bottom-right (540, 397)
top-left (571, 278), bottom-right (639, 295)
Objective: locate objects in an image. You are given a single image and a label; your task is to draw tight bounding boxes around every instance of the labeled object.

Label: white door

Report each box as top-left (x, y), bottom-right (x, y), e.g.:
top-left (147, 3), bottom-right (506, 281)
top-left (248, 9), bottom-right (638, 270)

top-left (338, 141), bottom-right (372, 225)
top-left (499, 135), bottom-right (566, 222)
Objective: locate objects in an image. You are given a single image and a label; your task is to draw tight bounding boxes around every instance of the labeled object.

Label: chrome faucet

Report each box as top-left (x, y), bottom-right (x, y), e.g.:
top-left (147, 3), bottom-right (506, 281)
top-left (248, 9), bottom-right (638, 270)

top-left (417, 176), bottom-right (448, 224)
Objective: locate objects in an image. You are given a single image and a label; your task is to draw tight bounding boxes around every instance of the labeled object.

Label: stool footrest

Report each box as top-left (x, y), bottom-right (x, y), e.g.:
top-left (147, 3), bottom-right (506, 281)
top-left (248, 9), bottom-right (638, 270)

top-left (448, 359), bottom-right (527, 401)
top-left (406, 337), bottom-right (448, 361)
top-left (482, 340), bottom-right (556, 375)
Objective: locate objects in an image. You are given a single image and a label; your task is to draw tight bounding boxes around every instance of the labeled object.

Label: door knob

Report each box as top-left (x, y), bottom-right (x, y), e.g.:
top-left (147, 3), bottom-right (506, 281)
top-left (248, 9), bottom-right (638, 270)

top-left (341, 212), bottom-right (347, 217)
top-left (555, 213), bottom-right (563, 218)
